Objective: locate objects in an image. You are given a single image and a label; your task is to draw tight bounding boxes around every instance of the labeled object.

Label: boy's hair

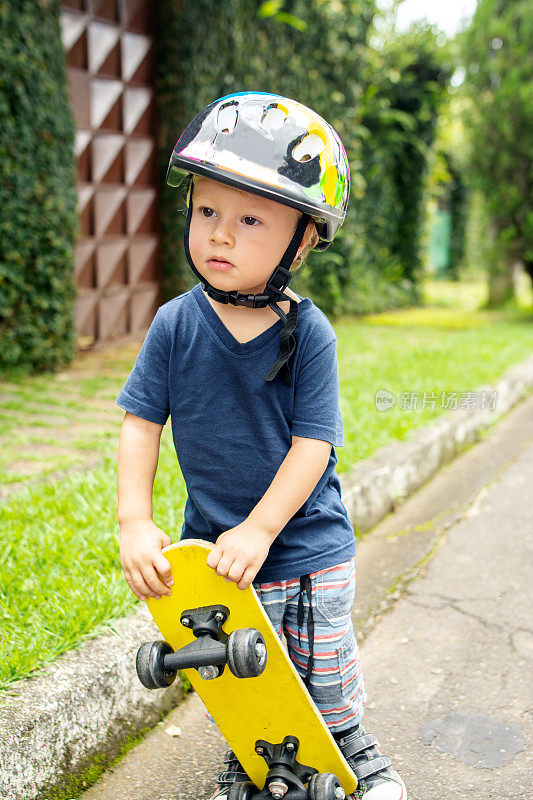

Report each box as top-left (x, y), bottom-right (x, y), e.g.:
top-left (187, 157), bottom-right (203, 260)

top-left (185, 174), bottom-right (319, 271)
top-left (291, 222), bottom-right (319, 271)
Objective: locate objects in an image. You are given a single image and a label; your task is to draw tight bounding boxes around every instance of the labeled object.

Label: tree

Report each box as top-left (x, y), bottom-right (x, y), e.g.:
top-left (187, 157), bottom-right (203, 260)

top-left (458, 0), bottom-right (533, 306)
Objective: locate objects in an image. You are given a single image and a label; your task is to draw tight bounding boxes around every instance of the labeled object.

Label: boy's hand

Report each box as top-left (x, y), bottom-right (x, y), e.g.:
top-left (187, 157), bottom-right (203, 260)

top-left (120, 520), bottom-right (173, 601)
top-left (206, 520), bottom-right (273, 590)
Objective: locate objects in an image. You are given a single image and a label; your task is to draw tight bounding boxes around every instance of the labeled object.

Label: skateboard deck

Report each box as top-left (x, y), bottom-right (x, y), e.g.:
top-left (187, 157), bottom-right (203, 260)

top-left (145, 540), bottom-right (357, 795)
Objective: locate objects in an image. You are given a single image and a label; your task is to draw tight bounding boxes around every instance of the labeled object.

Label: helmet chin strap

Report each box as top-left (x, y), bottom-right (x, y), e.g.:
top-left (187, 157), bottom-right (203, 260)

top-left (183, 188), bottom-right (310, 386)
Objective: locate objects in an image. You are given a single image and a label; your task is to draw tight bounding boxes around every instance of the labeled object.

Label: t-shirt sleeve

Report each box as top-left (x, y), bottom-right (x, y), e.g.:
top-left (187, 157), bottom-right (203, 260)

top-left (291, 338), bottom-right (344, 446)
top-left (115, 309), bottom-right (170, 425)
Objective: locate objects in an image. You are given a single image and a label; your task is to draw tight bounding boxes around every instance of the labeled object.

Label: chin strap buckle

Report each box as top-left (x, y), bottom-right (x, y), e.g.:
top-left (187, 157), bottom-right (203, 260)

top-left (203, 283), bottom-right (271, 309)
top-left (233, 292), bottom-right (270, 308)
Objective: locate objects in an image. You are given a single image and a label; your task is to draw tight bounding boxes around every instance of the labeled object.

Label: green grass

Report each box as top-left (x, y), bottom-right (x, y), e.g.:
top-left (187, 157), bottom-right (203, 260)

top-left (1, 278), bottom-right (532, 689)
top-left (335, 305), bottom-right (533, 471)
top-left (0, 427), bottom-right (186, 690)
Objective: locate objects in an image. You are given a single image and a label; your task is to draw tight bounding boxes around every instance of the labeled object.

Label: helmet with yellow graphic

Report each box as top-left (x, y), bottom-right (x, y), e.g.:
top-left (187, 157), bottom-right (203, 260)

top-left (166, 91), bottom-right (350, 251)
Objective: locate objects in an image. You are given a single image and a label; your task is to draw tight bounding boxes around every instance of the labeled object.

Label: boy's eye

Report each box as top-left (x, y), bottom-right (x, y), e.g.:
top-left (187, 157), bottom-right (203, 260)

top-left (199, 207), bottom-right (215, 218)
top-left (243, 216), bottom-right (260, 227)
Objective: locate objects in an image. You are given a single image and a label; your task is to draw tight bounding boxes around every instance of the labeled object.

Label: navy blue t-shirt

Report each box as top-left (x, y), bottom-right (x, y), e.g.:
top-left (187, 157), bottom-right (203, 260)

top-left (116, 283), bottom-right (355, 581)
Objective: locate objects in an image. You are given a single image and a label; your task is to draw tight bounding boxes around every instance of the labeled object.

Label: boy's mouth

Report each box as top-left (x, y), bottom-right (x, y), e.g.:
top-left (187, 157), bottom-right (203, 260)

top-left (207, 258), bottom-right (235, 272)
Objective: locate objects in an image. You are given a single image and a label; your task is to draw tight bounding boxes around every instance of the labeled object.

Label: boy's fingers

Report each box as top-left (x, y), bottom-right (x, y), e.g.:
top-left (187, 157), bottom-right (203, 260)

top-left (153, 553), bottom-right (174, 586)
top-left (125, 576), bottom-right (145, 601)
top-left (238, 567), bottom-right (256, 591)
top-left (206, 547), bottom-right (221, 570)
top-left (215, 554), bottom-right (233, 578)
top-left (130, 570), bottom-right (158, 599)
top-left (143, 566), bottom-right (170, 597)
top-left (227, 561), bottom-right (244, 583)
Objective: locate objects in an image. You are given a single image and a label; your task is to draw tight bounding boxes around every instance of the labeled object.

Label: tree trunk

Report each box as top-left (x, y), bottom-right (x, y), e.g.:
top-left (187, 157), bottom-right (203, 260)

top-left (487, 260), bottom-right (515, 306)
top-left (522, 260), bottom-right (533, 284)
top-left (486, 221), bottom-right (515, 307)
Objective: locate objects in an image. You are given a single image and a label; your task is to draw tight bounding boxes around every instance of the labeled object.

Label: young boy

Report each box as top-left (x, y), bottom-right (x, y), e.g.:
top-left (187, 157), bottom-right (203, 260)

top-left (116, 92), bottom-right (406, 800)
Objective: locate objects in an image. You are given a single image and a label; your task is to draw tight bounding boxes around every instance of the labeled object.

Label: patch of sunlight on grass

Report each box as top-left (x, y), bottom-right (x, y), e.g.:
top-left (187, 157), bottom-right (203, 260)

top-left (359, 306), bottom-right (501, 329)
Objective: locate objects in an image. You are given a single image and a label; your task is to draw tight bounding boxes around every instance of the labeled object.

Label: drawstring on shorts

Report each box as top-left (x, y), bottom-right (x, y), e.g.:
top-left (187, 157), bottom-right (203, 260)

top-left (297, 574), bottom-right (314, 688)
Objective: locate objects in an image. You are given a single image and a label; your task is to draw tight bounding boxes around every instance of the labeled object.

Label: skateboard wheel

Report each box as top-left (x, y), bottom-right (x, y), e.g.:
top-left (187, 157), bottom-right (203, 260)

top-left (308, 773), bottom-right (344, 800)
top-left (227, 628), bottom-right (267, 678)
top-left (227, 781), bottom-right (257, 799)
top-left (136, 640), bottom-right (176, 689)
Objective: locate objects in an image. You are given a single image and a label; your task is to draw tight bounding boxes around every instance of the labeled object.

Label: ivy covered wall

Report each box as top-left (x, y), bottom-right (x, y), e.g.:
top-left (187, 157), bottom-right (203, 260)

top-left (0, 0), bottom-right (78, 373)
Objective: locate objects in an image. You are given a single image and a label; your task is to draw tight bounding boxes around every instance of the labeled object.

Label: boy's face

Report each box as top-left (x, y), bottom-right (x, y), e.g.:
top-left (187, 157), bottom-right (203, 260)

top-left (188, 176), bottom-right (304, 297)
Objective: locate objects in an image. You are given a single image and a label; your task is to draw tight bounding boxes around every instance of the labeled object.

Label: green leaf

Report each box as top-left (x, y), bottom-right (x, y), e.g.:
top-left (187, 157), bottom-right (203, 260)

top-left (274, 11), bottom-right (307, 31)
top-left (258, 0), bottom-right (284, 18)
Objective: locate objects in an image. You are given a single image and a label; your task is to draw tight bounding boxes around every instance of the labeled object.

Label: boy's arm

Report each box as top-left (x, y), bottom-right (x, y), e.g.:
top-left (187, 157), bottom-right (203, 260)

top-left (206, 435), bottom-right (333, 589)
top-left (117, 411), bottom-right (174, 601)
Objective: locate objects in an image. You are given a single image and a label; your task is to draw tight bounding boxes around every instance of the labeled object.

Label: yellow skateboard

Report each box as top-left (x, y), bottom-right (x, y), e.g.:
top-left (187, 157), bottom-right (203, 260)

top-left (136, 540), bottom-right (358, 800)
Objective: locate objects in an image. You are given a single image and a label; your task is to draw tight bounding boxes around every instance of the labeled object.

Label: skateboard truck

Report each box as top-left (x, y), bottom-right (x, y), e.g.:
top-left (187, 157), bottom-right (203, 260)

top-left (136, 604), bottom-right (267, 689)
top-left (250, 737), bottom-right (345, 800)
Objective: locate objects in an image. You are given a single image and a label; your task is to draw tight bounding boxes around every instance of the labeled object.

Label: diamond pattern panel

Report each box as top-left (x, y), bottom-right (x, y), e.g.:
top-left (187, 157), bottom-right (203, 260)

top-left (122, 0), bottom-right (149, 29)
top-left (126, 189), bottom-right (155, 235)
top-left (90, 79), bottom-right (123, 128)
top-left (121, 32), bottom-right (151, 81)
top-left (91, 134), bottom-right (124, 183)
top-left (99, 288), bottom-right (129, 340)
top-left (64, 0), bottom-right (159, 342)
top-left (74, 239), bottom-right (95, 278)
top-left (75, 130), bottom-right (92, 159)
top-left (125, 139), bottom-right (153, 185)
top-left (68, 69), bottom-right (91, 128)
top-left (60, 10), bottom-right (87, 50)
top-left (128, 237), bottom-right (157, 285)
top-left (88, 21), bottom-right (120, 73)
top-left (90, 0), bottom-right (118, 22)
top-left (123, 87), bottom-right (152, 134)
top-left (75, 292), bottom-right (98, 338)
top-left (130, 284), bottom-right (159, 333)
top-left (96, 239), bottom-right (128, 288)
top-left (94, 187), bottom-right (127, 236)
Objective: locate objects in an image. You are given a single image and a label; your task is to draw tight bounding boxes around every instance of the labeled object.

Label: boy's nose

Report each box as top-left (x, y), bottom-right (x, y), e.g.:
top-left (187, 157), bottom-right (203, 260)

top-left (210, 224), bottom-right (234, 246)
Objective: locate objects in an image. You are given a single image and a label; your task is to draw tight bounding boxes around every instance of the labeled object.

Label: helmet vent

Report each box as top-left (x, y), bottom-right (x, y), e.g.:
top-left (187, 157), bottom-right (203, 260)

top-left (217, 102), bottom-right (238, 134)
top-left (261, 103), bottom-right (288, 131)
top-left (292, 134), bottom-right (325, 163)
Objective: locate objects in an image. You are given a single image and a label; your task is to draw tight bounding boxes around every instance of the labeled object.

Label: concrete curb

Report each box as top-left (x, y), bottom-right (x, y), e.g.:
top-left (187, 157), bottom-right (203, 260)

top-left (1, 355), bottom-right (532, 800)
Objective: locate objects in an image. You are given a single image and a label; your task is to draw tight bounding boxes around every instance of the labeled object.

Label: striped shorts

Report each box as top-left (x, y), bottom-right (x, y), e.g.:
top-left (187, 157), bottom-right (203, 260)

top-left (254, 558), bottom-right (366, 733)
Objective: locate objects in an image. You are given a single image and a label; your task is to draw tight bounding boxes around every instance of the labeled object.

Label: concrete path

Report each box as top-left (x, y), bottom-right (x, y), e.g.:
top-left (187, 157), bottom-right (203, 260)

top-left (83, 395), bottom-right (533, 800)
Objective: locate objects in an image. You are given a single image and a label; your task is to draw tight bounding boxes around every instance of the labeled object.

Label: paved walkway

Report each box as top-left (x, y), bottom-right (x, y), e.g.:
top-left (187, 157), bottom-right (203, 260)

top-left (84, 395), bottom-right (533, 800)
